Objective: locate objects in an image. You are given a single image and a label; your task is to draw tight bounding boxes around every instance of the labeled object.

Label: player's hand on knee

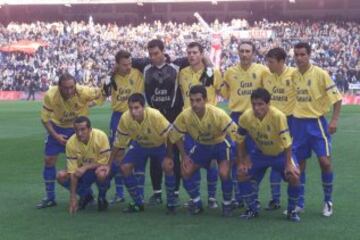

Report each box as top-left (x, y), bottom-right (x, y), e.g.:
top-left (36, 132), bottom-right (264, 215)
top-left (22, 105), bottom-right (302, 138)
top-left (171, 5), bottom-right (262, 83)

top-left (75, 167), bottom-right (87, 178)
top-left (69, 196), bottom-right (78, 214)
top-left (96, 165), bottom-right (110, 177)
top-left (162, 156), bottom-right (174, 172)
top-left (55, 134), bottom-right (68, 146)
top-left (182, 155), bottom-right (193, 172)
top-left (285, 164), bottom-right (300, 181)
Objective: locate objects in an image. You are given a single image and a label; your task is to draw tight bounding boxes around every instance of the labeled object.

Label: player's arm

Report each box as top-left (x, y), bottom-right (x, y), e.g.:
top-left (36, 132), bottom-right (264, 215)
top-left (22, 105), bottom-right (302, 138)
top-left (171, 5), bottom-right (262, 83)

top-left (235, 118), bottom-right (251, 174)
top-left (66, 145), bottom-right (79, 214)
top-left (69, 173), bottom-right (79, 214)
top-left (41, 94), bottom-right (67, 145)
top-left (169, 115), bottom-right (192, 169)
top-left (132, 58), bottom-right (150, 73)
top-left (110, 118), bottom-right (130, 165)
top-left (284, 146), bottom-right (299, 179)
top-left (323, 70), bottom-right (343, 134)
top-left (219, 69), bottom-right (230, 99)
top-left (328, 100), bottom-right (342, 134)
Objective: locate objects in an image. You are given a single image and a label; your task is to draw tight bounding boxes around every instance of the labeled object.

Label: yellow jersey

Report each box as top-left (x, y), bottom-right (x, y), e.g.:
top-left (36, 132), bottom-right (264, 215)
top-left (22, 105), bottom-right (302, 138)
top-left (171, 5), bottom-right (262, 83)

top-left (111, 68), bottom-right (144, 112)
top-left (66, 128), bottom-right (110, 174)
top-left (293, 65), bottom-right (342, 118)
top-left (114, 107), bottom-right (171, 149)
top-left (237, 106), bottom-right (292, 156)
top-left (170, 104), bottom-right (238, 145)
top-left (41, 85), bottom-right (105, 128)
top-left (179, 66), bottom-right (223, 108)
top-left (262, 66), bottom-right (296, 116)
top-left (222, 63), bottom-right (268, 112)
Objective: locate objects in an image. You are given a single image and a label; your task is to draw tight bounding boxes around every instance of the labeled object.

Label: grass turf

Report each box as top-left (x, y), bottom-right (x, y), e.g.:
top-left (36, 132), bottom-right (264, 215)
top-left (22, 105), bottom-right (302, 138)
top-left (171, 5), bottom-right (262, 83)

top-left (0, 101), bottom-right (359, 240)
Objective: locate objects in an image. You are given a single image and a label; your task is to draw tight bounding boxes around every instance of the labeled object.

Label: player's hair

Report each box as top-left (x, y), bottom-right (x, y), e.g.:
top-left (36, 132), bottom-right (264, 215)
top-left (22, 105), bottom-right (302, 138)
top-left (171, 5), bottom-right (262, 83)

top-left (115, 50), bottom-right (131, 64)
top-left (266, 47), bottom-right (287, 62)
top-left (128, 93), bottom-right (145, 107)
top-left (187, 42), bottom-right (204, 53)
top-left (147, 39), bottom-right (165, 51)
top-left (294, 42), bottom-right (312, 55)
top-left (189, 85), bottom-right (207, 99)
top-left (74, 116), bottom-right (91, 128)
top-left (238, 41), bottom-right (256, 53)
top-left (251, 88), bottom-right (271, 104)
top-left (58, 72), bottom-right (75, 86)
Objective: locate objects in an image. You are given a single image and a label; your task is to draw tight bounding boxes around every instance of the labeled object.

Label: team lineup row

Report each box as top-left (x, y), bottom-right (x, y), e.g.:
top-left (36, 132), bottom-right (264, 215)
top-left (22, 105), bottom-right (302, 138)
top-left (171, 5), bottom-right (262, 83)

top-left (37, 39), bottom-right (342, 223)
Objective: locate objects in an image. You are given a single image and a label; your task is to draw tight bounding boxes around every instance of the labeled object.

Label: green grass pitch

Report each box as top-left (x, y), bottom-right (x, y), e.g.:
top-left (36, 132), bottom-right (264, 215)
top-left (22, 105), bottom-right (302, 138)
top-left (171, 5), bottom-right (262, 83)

top-left (0, 101), bottom-right (359, 240)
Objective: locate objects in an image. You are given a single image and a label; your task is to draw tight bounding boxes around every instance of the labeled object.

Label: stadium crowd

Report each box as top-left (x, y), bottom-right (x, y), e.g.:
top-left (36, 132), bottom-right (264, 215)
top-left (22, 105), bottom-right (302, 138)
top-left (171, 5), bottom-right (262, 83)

top-left (0, 18), bottom-right (359, 92)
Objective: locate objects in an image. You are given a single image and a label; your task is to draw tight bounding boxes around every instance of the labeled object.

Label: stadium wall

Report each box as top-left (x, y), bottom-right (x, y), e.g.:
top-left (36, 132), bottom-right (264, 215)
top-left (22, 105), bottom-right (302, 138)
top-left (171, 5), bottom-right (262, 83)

top-left (0, 0), bottom-right (359, 24)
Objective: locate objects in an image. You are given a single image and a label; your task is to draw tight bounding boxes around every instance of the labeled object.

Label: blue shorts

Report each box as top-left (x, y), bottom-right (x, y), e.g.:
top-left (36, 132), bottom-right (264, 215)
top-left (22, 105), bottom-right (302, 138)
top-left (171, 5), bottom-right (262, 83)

top-left (189, 140), bottom-right (231, 168)
top-left (109, 111), bottom-right (123, 146)
top-left (292, 116), bottom-right (332, 161)
top-left (44, 123), bottom-right (75, 156)
top-left (122, 141), bottom-right (166, 168)
top-left (287, 115), bottom-right (294, 136)
top-left (247, 149), bottom-right (298, 181)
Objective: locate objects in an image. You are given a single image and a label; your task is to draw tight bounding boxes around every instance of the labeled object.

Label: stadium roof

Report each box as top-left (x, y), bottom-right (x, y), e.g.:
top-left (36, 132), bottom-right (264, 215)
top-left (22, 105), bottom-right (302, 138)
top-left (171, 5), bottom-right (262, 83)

top-left (0, 0), bottom-right (283, 5)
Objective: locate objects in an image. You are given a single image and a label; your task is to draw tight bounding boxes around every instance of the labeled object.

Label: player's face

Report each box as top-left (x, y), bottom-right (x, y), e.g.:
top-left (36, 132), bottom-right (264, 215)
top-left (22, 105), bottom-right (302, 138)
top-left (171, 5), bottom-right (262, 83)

top-left (74, 122), bottom-right (91, 143)
top-left (266, 57), bottom-right (284, 73)
top-left (251, 98), bottom-right (269, 119)
top-left (190, 93), bottom-right (206, 114)
top-left (117, 57), bottom-right (132, 75)
top-left (294, 48), bottom-right (310, 69)
top-left (59, 79), bottom-right (76, 100)
top-left (148, 47), bottom-right (165, 66)
top-left (238, 44), bottom-right (254, 66)
top-left (187, 47), bottom-right (203, 66)
top-left (129, 102), bottom-right (144, 121)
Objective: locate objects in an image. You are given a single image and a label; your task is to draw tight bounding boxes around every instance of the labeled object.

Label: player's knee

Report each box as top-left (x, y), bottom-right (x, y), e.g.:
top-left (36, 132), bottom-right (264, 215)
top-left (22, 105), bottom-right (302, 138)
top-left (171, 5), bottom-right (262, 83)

top-left (95, 171), bottom-right (107, 182)
top-left (44, 156), bottom-right (57, 167)
top-left (56, 170), bottom-right (69, 184)
top-left (286, 173), bottom-right (300, 186)
top-left (162, 160), bottom-right (174, 175)
top-left (237, 172), bottom-right (249, 182)
top-left (319, 157), bottom-right (332, 172)
top-left (219, 166), bottom-right (230, 180)
top-left (120, 164), bottom-right (132, 177)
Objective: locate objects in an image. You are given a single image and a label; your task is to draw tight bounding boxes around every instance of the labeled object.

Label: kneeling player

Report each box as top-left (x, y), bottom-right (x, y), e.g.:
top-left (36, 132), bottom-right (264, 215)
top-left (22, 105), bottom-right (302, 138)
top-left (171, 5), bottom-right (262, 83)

top-left (236, 88), bottom-right (301, 222)
top-left (57, 116), bottom-right (111, 213)
top-left (110, 93), bottom-right (177, 214)
top-left (170, 85), bottom-right (237, 216)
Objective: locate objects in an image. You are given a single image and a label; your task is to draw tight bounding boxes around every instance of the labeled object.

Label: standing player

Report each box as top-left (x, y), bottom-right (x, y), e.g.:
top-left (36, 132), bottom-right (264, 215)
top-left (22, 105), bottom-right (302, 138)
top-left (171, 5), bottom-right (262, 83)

top-left (170, 85), bottom-right (237, 216)
top-left (37, 72), bottom-right (106, 209)
top-left (236, 88), bottom-right (301, 222)
top-left (131, 39), bottom-right (184, 205)
top-left (110, 93), bottom-right (177, 213)
top-left (107, 50), bottom-right (143, 204)
top-left (292, 42), bottom-right (342, 216)
top-left (56, 116), bottom-right (111, 213)
top-left (260, 47), bottom-right (296, 210)
top-left (178, 41), bottom-right (223, 208)
top-left (221, 41), bottom-right (268, 208)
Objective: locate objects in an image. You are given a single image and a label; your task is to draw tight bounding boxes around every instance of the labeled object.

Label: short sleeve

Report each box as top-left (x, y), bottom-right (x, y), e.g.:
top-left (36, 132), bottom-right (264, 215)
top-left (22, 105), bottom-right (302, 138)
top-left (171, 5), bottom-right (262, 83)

top-left (41, 93), bottom-right (53, 122)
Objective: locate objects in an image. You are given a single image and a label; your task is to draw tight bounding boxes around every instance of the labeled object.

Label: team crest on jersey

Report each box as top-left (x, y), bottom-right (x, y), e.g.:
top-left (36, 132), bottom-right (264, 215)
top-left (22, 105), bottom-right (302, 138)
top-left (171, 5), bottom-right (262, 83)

top-left (129, 79), bottom-right (134, 85)
top-left (252, 73), bottom-right (257, 79)
top-left (307, 80), bottom-right (312, 86)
